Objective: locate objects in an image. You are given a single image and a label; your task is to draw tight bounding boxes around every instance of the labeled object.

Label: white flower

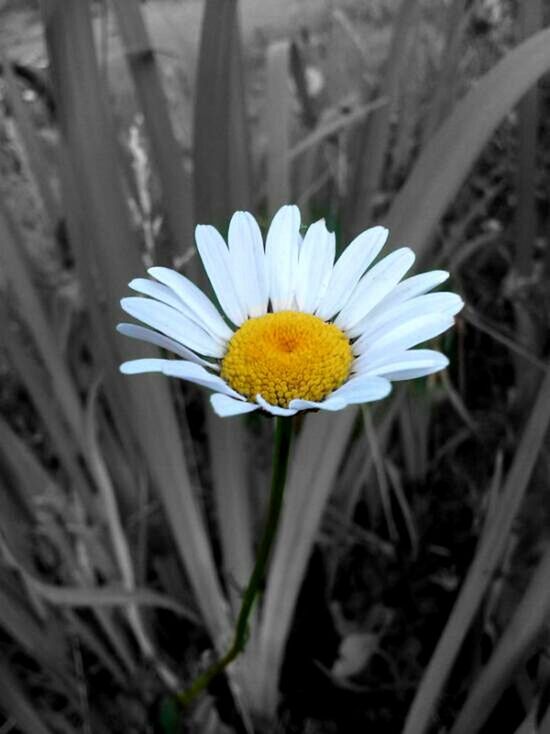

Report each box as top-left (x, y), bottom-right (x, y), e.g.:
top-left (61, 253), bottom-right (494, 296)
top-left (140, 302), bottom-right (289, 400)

top-left (118, 205), bottom-right (463, 417)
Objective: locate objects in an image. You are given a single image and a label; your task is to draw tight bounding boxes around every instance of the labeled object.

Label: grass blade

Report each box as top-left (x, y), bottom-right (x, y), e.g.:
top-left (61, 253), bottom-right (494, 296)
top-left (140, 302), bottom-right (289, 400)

top-left (193, 0), bottom-right (251, 228)
top-left (403, 362), bottom-right (550, 734)
top-left (346, 0), bottom-right (421, 235)
top-left (207, 411), bottom-right (253, 615)
top-left (387, 27), bottom-right (550, 262)
top-left (41, 0), bottom-right (229, 642)
top-left (251, 409), bottom-right (356, 715)
top-left (265, 40), bottom-right (291, 216)
top-left (111, 0), bottom-right (193, 260)
top-left (450, 543), bottom-right (550, 734)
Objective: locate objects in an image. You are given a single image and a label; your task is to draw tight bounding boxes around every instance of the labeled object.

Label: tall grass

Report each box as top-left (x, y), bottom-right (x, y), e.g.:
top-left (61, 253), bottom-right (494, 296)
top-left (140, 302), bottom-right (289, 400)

top-left (1, 1), bottom-right (550, 732)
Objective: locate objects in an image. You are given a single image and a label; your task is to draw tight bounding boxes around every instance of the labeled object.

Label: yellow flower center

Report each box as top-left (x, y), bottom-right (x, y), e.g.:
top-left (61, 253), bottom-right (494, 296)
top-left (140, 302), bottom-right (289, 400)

top-left (221, 311), bottom-right (353, 408)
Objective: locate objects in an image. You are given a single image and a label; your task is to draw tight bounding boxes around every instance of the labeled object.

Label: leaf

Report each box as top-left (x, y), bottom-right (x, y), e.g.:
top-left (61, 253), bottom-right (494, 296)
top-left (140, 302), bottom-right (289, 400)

top-left (193, 0), bottom-right (252, 228)
top-left (346, 0), bottom-right (421, 234)
top-left (450, 543), bottom-right (550, 734)
top-left (248, 409), bottom-right (356, 714)
top-left (41, 0), bottom-right (229, 644)
top-left (265, 40), bottom-right (291, 217)
top-left (111, 0), bottom-right (193, 260)
top-left (387, 27), bottom-right (550, 262)
top-left (403, 362), bottom-right (550, 734)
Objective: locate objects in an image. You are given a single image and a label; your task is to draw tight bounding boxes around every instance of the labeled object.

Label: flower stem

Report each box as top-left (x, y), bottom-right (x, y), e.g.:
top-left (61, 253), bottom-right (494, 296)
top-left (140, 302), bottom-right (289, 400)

top-left (178, 416), bottom-right (293, 708)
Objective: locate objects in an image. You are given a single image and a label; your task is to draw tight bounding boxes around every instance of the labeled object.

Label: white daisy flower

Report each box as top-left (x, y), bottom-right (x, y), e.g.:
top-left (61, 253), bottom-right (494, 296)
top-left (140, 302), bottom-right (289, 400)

top-left (118, 205), bottom-right (463, 418)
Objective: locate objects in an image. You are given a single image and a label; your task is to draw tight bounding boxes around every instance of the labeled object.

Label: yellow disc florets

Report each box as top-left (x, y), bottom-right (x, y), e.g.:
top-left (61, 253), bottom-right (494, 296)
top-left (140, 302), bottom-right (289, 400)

top-left (221, 311), bottom-right (353, 408)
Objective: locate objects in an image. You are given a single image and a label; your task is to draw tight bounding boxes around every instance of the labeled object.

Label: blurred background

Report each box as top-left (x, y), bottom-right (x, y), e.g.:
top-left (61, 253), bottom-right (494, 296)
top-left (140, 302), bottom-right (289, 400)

top-left (1, 0), bottom-right (550, 732)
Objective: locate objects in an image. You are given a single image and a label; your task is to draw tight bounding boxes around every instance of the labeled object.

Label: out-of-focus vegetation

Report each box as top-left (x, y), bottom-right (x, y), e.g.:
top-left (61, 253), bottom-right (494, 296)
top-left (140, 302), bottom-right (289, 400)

top-left (1, 0), bottom-right (550, 732)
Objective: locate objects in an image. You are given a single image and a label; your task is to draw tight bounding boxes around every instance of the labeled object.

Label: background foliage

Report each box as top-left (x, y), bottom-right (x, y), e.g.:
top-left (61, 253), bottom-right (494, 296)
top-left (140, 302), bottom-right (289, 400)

top-left (1, 0), bottom-right (550, 732)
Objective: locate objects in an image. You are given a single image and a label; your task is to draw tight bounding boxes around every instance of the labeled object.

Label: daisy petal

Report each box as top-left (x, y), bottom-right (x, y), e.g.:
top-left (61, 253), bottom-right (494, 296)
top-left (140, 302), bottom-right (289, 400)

top-left (228, 211), bottom-right (269, 318)
top-left (295, 219), bottom-right (336, 313)
top-left (367, 270), bottom-right (450, 322)
top-left (288, 397), bottom-right (347, 412)
top-left (148, 266), bottom-right (233, 342)
top-left (116, 323), bottom-right (218, 369)
top-left (315, 226), bottom-right (388, 321)
top-left (161, 361), bottom-right (243, 399)
top-left (354, 314), bottom-right (455, 371)
top-left (357, 349), bottom-right (449, 380)
top-left (353, 292), bottom-right (464, 350)
top-left (129, 278), bottom-right (186, 312)
top-left (336, 247), bottom-right (416, 332)
top-left (210, 393), bottom-right (260, 417)
top-left (195, 224), bottom-right (247, 325)
top-left (329, 375), bottom-right (392, 404)
top-left (120, 358), bottom-right (170, 375)
top-left (256, 394), bottom-right (298, 416)
top-left (265, 204), bottom-right (301, 311)
top-left (120, 297), bottom-right (225, 358)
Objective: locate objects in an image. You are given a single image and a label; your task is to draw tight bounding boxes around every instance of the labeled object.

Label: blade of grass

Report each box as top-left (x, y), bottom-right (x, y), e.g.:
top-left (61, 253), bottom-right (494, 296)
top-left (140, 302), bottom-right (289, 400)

top-left (84, 379), bottom-right (179, 689)
top-left (265, 40), bottom-right (291, 217)
top-left (110, 0), bottom-right (193, 260)
top-left (450, 542), bottom-right (550, 734)
top-left (251, 409), bottom-right (356, 715)
top-left (386, 27), bottom-right (550, 263)
top-left (513, 0), bottom-right (542, 403)
top-left (289, 97), bottom-right (386, 162)
top-left (193, 0), bottom-right (252, 229)
top-left (515, 0), bottom-right (542, 276)
top-left (421, 0), bottom-right (467, 142)
top-left (346, 0), bottom-right (421, 235)
top-left (403, 361), bottom-right (550, 734)
top-left (41, 0), bottom-right (229, 642)
top-left (207, 412), bottom-right (253, 616)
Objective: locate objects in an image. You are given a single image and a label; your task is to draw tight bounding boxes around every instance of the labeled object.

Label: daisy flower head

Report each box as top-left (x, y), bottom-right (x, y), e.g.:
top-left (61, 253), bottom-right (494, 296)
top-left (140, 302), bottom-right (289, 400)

top-left (118, 205), bottom-right (463, 417)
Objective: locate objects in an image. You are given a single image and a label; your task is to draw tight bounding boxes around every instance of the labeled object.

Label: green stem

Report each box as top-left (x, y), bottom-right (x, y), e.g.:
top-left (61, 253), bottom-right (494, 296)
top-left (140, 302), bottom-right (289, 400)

top-left (178, 416), bottom-right (293, 708)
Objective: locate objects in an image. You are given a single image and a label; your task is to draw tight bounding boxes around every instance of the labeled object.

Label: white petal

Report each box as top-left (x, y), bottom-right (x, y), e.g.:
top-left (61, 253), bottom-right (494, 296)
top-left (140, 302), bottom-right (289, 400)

top-left (357, 349), bottom-right (449, 380)
top-left (367, 270), bottom-right (450, 322)
top-left (119, 358), bottom-right (241, 399)
top-left (120, 297), bottom-right (225, 358)
top-left (148, 266), bottom-right (233, 342)
top-left (329, 375), bottom-right (392, 404)
top-left (160, 361), bottom-right (243, 398)
top-left (129, 278), bottom-right (186, 312)
top-left (353, 292), bottom-right (464, 350)
top-left (255, 394), bottom-right (298, 416)
top-left (288, 397), bottom-right (347, 412)
top-left (265, 204), bottom-right (301, 311)
top-left (120, 358), bottom-right (170, 375)
top-left (195, 224), bottom-right (247, 325)
top-left (210, 393), bottom-right (260, 417)
top-left (315, 226), bottom-right (388, 321)
top-left (295, 219), bottom-right (336, 313)
top-left (336, 247), bottom-right (415, 332)
top-left (354, 314), bottom-right (455, 371)
top-left (116, 323), bottom-right (218, 369)
top-left (227, 211), bottom-right (269, 318)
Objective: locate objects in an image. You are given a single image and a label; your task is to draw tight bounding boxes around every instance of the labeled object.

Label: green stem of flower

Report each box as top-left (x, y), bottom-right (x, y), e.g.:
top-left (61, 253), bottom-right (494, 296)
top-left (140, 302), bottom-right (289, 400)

top-left (177, 416), bottom-right (293, 709)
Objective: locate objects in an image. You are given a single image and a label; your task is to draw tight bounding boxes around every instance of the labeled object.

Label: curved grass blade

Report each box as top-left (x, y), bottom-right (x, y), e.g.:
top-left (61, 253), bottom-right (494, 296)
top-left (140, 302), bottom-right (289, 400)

top-left (450, 543), bottom-right (550, 734)
top-left (387, 27), bottom-right (550, 262)
top-left (403, 362), bottom-right (550, 734)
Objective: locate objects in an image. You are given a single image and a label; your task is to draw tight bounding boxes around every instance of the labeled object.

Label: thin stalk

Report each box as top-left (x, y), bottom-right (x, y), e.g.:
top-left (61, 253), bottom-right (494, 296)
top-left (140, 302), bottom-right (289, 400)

top-left (178, 417), bottom-right (293, 708)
